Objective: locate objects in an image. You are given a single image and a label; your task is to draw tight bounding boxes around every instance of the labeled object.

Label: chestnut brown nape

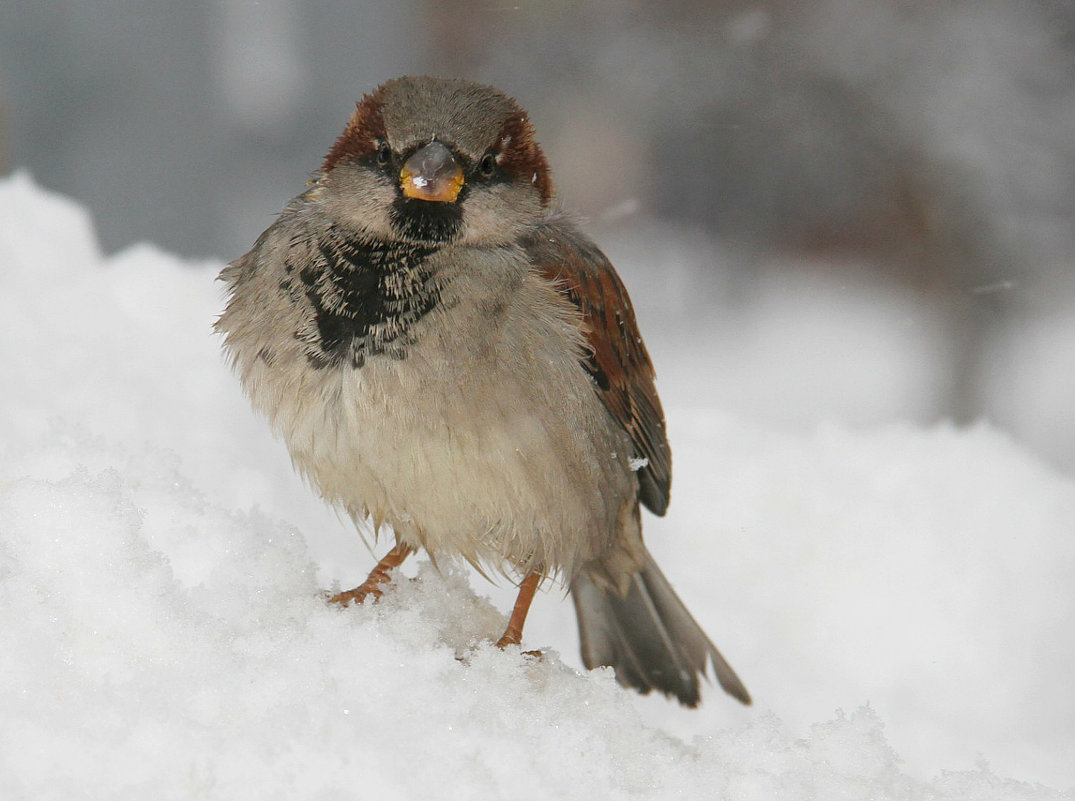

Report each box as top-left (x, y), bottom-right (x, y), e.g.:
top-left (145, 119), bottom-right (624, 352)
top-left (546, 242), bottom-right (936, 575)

top-left (497, 112), bottom-right (554, 205)
top-left (322, 90), bottom-right (388, 174)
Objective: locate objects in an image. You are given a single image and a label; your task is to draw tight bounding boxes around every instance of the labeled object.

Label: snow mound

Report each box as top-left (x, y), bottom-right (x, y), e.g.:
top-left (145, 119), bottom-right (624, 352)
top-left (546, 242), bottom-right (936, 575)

top-left (1, 175), bottom-right (1072, 798)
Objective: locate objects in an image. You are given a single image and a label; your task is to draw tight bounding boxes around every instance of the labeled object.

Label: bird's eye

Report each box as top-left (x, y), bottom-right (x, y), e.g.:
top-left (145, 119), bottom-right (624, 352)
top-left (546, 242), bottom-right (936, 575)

top-left (375, 142), bottom-right (392, 166)
top-left (478, 152), bottom-right (497, 178)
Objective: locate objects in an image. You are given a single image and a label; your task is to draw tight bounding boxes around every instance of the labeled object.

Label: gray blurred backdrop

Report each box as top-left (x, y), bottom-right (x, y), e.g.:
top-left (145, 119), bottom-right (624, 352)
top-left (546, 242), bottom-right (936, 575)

top-left (2, 0), bottom-right (1074, 468)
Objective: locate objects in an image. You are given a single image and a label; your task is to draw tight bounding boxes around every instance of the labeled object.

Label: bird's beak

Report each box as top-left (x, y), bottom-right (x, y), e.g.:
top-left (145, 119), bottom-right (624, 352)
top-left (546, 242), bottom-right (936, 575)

top-left (400, 141), bottom-right (464, 203)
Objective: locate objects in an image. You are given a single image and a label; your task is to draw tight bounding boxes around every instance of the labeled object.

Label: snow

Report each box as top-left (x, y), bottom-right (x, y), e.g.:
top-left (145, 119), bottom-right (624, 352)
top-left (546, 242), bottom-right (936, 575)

top-left (1, 174), bottom-right (1072, 798)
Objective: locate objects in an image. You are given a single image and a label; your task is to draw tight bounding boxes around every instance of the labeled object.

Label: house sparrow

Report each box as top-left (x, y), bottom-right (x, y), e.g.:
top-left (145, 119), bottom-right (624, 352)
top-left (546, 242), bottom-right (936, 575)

top-left (216, 75), bottom-right (750, 707)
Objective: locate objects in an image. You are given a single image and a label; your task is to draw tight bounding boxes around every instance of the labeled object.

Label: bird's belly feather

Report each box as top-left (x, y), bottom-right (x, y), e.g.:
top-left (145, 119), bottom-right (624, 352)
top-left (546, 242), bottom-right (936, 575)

top-left (249, 299), bottom-right (636, 579)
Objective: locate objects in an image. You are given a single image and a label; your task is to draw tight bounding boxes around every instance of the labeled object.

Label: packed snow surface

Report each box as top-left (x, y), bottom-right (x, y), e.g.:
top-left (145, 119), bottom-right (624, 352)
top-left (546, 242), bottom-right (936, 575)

top-left (1, 175), bottom-right (1072, 799)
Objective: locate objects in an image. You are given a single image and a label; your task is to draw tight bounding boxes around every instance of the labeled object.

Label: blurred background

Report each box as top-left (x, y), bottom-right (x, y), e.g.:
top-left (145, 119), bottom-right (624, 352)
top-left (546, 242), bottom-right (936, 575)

top-left (1, 0), bottom-right (1073, 469)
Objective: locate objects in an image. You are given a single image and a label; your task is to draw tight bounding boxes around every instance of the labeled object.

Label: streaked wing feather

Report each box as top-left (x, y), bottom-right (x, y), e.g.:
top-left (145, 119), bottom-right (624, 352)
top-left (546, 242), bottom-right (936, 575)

top-left (524, 222), bottom-right (671, 515)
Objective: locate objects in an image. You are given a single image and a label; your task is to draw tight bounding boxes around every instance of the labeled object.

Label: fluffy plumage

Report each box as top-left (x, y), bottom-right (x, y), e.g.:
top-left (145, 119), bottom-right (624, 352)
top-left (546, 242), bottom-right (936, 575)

top-left (216, 75), bottom-right (749, 707)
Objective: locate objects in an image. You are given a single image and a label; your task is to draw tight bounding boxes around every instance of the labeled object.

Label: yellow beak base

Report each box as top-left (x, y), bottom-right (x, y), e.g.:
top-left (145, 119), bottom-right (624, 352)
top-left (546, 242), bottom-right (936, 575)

top-left (400, 142), bottom-right (464, 203)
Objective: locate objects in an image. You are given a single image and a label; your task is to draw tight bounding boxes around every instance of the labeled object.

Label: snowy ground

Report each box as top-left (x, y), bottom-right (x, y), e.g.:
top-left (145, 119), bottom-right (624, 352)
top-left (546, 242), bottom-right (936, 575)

top-left (1, 175), bottom-right (1072, 798)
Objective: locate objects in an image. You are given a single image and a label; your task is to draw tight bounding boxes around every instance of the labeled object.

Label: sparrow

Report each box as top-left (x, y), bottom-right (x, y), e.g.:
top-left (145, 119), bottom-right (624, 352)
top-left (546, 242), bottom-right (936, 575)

top-left (216, 75), bottom-right (750, 707)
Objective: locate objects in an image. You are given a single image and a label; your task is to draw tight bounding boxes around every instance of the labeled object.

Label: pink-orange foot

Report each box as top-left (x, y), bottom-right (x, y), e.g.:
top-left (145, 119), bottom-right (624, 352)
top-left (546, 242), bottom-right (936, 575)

top-left (327, 543), bottom-right (415, 606)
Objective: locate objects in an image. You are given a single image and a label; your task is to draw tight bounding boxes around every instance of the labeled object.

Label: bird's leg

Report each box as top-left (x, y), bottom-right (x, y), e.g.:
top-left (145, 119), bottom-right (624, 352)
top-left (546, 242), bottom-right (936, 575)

top-left (495, 572), bottom-right (541, 648)
top-left (328, 542), bottom-right (416, 606)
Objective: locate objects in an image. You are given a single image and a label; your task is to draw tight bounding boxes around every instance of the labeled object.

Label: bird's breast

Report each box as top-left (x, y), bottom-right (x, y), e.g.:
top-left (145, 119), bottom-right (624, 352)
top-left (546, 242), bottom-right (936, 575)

top-left (285, 227), bottom-right (443, 370)
top-left (262, 248), bottom-right (638, 578)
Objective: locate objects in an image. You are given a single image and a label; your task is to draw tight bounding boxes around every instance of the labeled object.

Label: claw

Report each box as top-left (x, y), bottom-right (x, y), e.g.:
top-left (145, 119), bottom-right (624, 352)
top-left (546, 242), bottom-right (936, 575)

top-left (326, 542), bottom-right (415, 607)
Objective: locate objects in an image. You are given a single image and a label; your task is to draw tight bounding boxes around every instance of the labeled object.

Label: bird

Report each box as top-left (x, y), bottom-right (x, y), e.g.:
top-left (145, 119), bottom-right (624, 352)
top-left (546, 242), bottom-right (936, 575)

top-left (215, 75), bottom-right (750, 707)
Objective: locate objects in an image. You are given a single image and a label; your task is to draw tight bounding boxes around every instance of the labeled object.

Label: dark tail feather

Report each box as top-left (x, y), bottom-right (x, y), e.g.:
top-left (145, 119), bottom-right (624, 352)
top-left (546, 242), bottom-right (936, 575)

top-left (571, 550), bottom-right (751, 708)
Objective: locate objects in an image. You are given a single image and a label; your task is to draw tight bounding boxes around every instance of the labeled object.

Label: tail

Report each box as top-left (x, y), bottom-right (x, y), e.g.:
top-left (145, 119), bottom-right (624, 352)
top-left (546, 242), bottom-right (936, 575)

top-left (571, 550), bottom-right (751, 708)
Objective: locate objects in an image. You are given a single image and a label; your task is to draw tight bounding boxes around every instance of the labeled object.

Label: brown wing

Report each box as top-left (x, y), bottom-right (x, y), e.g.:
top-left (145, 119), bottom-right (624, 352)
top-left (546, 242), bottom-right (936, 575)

top-left (524, 220), bottom-right (671, 516)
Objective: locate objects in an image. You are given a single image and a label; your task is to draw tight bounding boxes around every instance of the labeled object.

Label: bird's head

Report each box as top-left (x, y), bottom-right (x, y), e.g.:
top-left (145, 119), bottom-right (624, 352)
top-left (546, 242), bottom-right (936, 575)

top-left (315, 75), bottom-right (553, 246)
